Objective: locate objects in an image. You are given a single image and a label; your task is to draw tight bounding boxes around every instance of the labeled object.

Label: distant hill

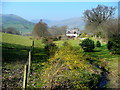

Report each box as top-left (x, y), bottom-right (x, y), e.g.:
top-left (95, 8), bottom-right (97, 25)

top-left (31, 17), bottom-right (86, 30)
top-left (1, 14), bottom-right (86, 34)
top-left (0, 14), bottom-right (35, 33)
top-left (31, 19), bottom-right (53, 25)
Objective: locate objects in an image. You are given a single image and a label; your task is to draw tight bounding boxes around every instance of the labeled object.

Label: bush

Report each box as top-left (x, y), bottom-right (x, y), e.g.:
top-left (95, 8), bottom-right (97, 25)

top-left (39, 46), bottom-right (101, 89)
top-left (80, 38), bottom-right (95, 52)
top-left (96, 41), bottom-right (101, 47)
top-left (42, 38), bottom-right (49, 44)
top-left (53, 37), bottom-right (59, 41)
top-left (63, 41), bottom-right (73, 50)
top-left (3, 27), bottom-right (21, 35)
top-left (44, 43), bottom-right (58, 57)
top-left (107, 40), bottom-right (113, 50)
top-left (58, 36), bottom-right (62, 40)
top-left (79, 33), bottom-right (86, 38)
top-left (107, 39), bottom-right (120, 54)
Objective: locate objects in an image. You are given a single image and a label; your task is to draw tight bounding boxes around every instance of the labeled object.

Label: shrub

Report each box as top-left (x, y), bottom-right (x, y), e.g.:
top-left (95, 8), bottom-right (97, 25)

top-left (39, 46), bottom-right (101, 89)
top-left (4, 27), bottom-right (21, 35)
top-left (96, 41), bottom-right (101, 47)
top-left (107, 40), bottom-right (113, 50)
top-left (42, 38), bottom-right (48, 44)
top-left (63, 41), bottom-right (73, 50)
top-left (58, 36), bottom-right (62, 40)
top-left (79, 33), bottom-right (86, 38)
top-left (107, 39), bottom-right (120, 54)
top-left (80, 38), bottom-right (95, 52)
top-left (44, 43), bottom-right (58, 57)
top-left (53, 37), bottom-right (59, 41)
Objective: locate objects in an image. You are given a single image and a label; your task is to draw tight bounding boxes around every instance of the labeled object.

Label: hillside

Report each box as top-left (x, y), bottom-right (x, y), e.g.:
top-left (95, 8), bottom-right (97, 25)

top-left (31, 17), bottom-right (86, 29)
top-left (50, 17), bottom-right (86, 29)
top-left (2, 32), bottom-right (32, 46)
top-left (0, 14), bottom-right (35, 33)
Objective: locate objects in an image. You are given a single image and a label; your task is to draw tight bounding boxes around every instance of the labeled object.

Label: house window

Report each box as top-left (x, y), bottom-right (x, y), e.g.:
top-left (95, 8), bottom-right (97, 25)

top-left (68, 31), bottom-right (70, 34)
top-left (74, 32), bottom-right (76, 34)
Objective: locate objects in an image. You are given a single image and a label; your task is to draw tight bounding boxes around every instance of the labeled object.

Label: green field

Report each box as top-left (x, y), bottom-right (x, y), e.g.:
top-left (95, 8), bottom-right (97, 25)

top-left (2, 32), bottom-right (32, 46)
top-left (2, 33), bottom-right (119, 88)
top-left (2, 32), bottom-right (46, 88)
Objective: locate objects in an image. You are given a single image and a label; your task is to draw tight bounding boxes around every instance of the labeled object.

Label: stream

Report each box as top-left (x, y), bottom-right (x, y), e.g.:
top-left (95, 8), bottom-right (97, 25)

top-left (95, 64), bottom-right (109, 88)
top-left (88, 59), bottom-right (109, 88)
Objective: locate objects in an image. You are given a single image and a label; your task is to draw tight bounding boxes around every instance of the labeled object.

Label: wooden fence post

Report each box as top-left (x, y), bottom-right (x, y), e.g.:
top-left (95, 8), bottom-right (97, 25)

top-left (23, 64), bottom-right (28, 90)
top-left (28, 51), bottom-right (31, 76)
top-left (32, 40), bottom-right (34, 48)
top-left (31, 40), bottom-right (34, 51)
top-left (23, 40), bottom-right (34, 88)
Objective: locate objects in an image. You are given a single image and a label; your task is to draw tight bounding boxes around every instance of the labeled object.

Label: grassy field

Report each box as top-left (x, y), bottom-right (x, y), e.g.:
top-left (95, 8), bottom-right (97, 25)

top-left (2, 33), bottom-right (119, 88)
top-left (2, 32), bottom-right (45, 61)
top-left (2, 33), bottom-right (45, 88)
top-left (2, 33), bottom-right (32, 62)
top-left (2, 32), bottom-right (32, 46)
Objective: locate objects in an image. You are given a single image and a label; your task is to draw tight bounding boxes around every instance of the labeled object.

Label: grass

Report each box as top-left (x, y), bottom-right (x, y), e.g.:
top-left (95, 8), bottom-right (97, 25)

top-left (33, 38), bottom-right (119, 89)
top-left (106, 57), bottom-right (119, 88)
top-left (2, 33), bottom-right (32, 62)
top-left (2, 33), bottom-right (46, 88)
top-left (2, 32), bottom-right (45, 62)
top-left (61, 38), bottom-right (119, 88)
top-left (2, 33), bottom-right (119, 88)
top-left (83, 43), bottom-right (119, 88)
top-left (2, 32), bottom-right (32, 46)
top-left (54, 39), bottom-right (80, 48)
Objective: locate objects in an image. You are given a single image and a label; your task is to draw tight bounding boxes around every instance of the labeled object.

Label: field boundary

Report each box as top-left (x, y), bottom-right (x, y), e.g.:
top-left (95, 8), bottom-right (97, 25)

top-left (23, 40), bottom-right (34, 89)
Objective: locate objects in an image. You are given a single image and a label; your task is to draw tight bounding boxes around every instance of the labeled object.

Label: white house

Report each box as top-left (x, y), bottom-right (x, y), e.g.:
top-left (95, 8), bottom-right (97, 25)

top-left (66, 28), bottom-right (80, 38)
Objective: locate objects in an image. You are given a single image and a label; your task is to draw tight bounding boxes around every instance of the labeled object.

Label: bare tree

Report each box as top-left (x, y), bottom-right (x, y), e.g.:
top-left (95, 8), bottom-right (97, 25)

top-left (48, 25), bottom-right (67, 36)
top-left (84, 5), bottom-right (116, 37)
top-left (32, 19), bottom-right (51, 39)
top-left (84, 5), bottom-right (116, 24)
top-left (101, 19), bottom-right (120, 40)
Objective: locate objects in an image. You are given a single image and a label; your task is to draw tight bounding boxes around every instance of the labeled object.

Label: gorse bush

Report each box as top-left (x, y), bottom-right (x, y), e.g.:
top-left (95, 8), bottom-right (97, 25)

top-left (96, 41), bottom-right (101, 47)
top-left (44, 43), bottom-right (58, 57)
top-left (107, 39), bottom-right (120, 54)
top-left (63, 41), bottom-right (73, 50)
top-left (39, 44), bottom-right (101, 89)
top-left (80, 38), bottom-right (95, 52)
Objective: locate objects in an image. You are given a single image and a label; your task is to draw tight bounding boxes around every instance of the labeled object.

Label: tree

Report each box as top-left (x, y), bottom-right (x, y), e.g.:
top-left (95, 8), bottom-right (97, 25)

top-left (96, 41), bottom-right (101, 47)
top-left (48, 25), bottom-right (67, 36)
top-left (3, 27), bottom-right (20, 35)
top-left (101, 19), bottom-right (119, 40)
top-left (103, 19), bottom-right (120, 54)
top-left (84, 5), bottom-right (116, 34)
top-left (32, 19), bottom-right (51, 39)
top-left (80, 38), bottom-right (95, 52)
top-left (84, 5), bottom-right (116, 24)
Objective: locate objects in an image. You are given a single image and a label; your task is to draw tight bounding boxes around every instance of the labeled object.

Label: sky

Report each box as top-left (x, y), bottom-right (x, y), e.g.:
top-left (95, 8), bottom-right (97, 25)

top-left (1, 2), bottom-right (118, 21)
